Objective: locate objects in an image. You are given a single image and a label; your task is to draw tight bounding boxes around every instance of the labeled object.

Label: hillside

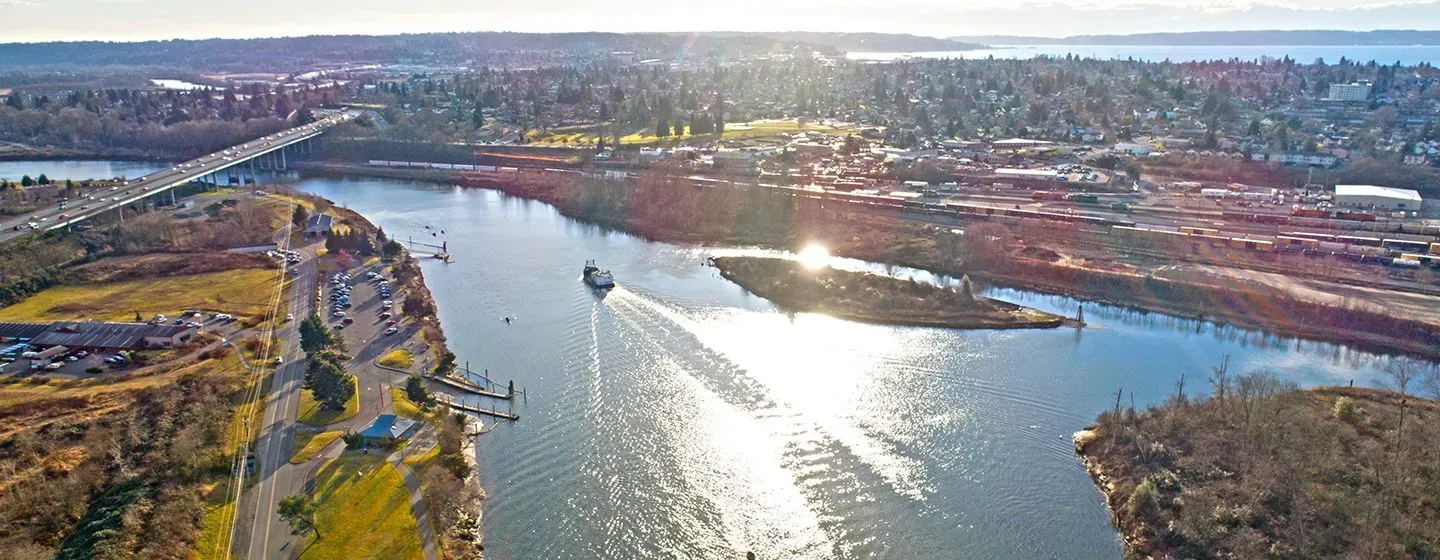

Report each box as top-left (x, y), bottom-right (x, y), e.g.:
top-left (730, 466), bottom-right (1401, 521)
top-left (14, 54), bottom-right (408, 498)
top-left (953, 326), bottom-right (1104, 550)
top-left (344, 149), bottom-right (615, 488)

top-left (1075, 372), bottom-right (1440, 559)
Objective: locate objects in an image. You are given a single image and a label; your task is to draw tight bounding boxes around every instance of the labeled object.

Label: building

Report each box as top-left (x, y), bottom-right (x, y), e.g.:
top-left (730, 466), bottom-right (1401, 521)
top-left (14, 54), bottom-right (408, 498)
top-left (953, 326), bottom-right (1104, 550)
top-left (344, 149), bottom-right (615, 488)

top-left (711, 150), bottom-right (757, 170)
top-left (357, 414), bottom-right (419, 446)
top-left (1267, 152), bottom-right (1339, 168)
top-left (303, 214), bottom-right (333, 237)
top-left (1334, 184), bottom-right (1423, 211)
top-left (1327, 82), bottom-right (1372, 102)
top-left (1113, 143), bottom-right (1151, 156)
top-left (7, 321), bottom-right (198, 351)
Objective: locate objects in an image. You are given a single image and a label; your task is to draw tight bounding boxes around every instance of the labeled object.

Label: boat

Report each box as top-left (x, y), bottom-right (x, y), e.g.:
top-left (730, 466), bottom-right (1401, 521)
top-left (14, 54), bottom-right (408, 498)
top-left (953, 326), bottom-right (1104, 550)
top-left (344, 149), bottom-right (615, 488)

top-left (582, 260), bottom-right (615, 289)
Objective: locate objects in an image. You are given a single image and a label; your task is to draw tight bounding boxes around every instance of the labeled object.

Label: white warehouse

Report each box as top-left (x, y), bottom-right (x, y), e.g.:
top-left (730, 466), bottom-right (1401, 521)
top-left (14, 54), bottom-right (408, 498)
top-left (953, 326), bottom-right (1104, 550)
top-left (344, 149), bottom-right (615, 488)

top-left (1334, 184), bottom-right (1423, 211)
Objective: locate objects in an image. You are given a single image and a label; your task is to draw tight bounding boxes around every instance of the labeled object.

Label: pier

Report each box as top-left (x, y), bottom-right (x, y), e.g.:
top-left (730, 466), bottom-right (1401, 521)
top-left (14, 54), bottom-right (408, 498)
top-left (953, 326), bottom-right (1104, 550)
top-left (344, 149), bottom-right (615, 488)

top-left (427, 372), bottom-right (513, 400)
top-left (434, 393), bottom-right (520, 421)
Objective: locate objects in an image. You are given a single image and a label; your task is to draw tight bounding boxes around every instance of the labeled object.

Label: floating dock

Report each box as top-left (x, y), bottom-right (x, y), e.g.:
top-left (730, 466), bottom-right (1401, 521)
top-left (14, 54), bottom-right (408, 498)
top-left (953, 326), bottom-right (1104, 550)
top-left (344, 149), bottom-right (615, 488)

top-left (434, 394), bottom-right (519, 421)
top-left (427, 373), bottom-right (512, 400)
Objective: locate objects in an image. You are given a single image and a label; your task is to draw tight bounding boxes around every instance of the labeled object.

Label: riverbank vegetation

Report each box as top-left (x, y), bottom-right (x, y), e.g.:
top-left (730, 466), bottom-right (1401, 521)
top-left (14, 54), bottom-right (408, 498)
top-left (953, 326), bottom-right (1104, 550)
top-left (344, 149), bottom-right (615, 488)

top-left (1076, 364), bottom-right (1440, 559)
top-left (714, 256), bottom-right (1066, 329)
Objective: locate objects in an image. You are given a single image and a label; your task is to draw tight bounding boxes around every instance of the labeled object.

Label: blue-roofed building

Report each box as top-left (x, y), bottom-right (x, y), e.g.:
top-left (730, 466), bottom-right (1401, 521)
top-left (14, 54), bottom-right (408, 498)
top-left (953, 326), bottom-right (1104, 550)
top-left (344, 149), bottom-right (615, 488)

top-left (357, 414), bottom-right (418, 446)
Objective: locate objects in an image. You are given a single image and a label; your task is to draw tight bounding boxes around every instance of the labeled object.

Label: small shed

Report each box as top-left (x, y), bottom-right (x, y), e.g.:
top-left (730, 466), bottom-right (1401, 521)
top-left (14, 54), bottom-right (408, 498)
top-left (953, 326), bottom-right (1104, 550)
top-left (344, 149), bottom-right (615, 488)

top-left (357, 414), bottom-right (418, 445)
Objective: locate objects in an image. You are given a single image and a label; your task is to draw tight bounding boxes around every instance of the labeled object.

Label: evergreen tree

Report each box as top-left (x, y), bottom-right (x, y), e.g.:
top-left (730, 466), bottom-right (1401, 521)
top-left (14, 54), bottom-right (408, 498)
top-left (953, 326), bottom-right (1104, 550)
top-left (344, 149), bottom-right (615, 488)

top-left (472, 107), bottom-right (484, 128)
top-left (405, 375), bottom-right (431, 407)
top-left (36, 174), bottom-right (49, 185)
top-left (20, 175), bottom-right (33, 187)
top-left (292, 205), bottom-right (308, 228)
top-left (299, 314), bottom-right (330, 352)
top-left (656, 118), bottom-right (670, 138)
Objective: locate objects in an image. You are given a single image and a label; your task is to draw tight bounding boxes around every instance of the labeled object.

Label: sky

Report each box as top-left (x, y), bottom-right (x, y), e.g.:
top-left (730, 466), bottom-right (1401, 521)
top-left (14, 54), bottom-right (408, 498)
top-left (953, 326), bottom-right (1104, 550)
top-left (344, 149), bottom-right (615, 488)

top-left (4, 0), bottom-right (1440, 43)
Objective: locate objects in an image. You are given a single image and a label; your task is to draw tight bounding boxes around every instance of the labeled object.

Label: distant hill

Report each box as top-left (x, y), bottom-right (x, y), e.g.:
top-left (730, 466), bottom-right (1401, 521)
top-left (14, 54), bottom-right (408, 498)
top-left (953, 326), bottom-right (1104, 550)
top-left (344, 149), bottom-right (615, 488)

top-left (0, 31), bottom-right (982, 71)
top-left (0, 32), bottom-right (822, 71)
top-left (955, 30), bottom-right (1440, 46)
top-left (707, 32), bottom-right (984, 52)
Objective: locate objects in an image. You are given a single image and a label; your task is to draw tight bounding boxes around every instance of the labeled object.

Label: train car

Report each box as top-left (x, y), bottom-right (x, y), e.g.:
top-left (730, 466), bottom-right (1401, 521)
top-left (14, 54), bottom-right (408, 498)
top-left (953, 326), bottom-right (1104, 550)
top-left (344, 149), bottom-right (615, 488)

top-left (1292, 208), bottom-right (1328, 219)
top-left (1254, 214), bottom-right (1290, 225)
top-left (1274, 235), bottom-right (1321, 249)
top-left (1229, 238), bottom-right (1273, 251)
top-left (1179, 226), bottom-right (1220, 236)
top-left (1334, 211), bottom-right (1377, 222)
top-left (1431, 242), bottom-right (1440, 255)
top-left (1192, 234), bottom-right (1232, 247)
top-left (1336, 235), bottom-right (1384, 247)
top-left (1383, 238), bottom-right (1431, 253)
top-left (1282, 231), bottom-right (1337, 242)
top-left (1030, 191), bottom-right (1066, 201)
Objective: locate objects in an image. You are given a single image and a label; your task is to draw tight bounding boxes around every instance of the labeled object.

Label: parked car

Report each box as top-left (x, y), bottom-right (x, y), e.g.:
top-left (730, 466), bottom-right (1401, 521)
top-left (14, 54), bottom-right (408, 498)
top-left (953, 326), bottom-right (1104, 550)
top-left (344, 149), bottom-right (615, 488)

top-left (384, 327), bottom-right (399, 335)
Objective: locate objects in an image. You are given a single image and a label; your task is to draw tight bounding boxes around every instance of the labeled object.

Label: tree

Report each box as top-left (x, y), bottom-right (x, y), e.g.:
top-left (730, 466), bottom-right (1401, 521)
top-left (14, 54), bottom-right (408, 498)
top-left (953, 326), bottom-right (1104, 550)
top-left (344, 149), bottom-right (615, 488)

top-left (381, 239), bottom-right (404, 261)
top-left (292, 205), bottom-right (308, 228)
top-left (278, 495), bottom-right (320, 538)
top-left (405, 375), bottom-right (431, 408)
top-left (299, 314), bottom-right (330, 352)
top-left (472, 107), bottom-right (484, 129)
top-left (305, 351), bottom-right (355, 411)
top-left (656, 118), bottom-right (670, 138)
top-left (958, 274), bottom-right (975, 301)
top-left (36, 174), bottom-right (49, 185)
top-left (20, 175), bottom-right (33, 187)
top-left (433, 351), bottom-right (456, 375)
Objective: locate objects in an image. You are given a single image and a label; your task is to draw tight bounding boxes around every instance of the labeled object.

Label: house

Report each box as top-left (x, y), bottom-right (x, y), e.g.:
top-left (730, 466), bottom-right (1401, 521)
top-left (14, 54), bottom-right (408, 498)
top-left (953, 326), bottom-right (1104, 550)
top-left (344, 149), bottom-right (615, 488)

top-left (303, 214), bottom-right (333, 237)
top-left (357, 414), bottom-right (419, 446)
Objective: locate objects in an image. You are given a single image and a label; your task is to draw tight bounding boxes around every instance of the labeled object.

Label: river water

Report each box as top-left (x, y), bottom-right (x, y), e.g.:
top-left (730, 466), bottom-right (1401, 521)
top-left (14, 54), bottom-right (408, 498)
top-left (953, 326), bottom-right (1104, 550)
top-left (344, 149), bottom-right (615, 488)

top-left (0, 160), bottom-right (169, 183)
top-left (291, 176), bottom-right (1397, 560)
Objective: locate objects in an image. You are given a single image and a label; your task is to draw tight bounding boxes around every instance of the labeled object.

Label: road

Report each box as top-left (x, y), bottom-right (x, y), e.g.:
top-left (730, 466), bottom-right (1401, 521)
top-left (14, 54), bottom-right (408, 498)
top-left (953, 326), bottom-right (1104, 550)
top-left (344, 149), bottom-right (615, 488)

top-left (242, 238), bottom-right (318, 560)
top-left (0, 112), bottom-right (352, 245)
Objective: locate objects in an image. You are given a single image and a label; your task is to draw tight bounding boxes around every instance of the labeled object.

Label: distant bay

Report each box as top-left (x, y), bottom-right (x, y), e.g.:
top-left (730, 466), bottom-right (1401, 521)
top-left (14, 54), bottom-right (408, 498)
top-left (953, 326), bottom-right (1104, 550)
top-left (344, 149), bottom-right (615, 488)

top-left (848, 44), bottom-right (1440, 65)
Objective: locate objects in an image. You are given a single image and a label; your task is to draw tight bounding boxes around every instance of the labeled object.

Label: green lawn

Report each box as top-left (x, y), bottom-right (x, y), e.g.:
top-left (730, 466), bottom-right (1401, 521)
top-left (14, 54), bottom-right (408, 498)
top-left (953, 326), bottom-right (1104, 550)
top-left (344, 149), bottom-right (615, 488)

top-left (377, 349), bottom-right (414, 369)
top-left (297, 377), bottom-right (359, 426)
top-left (300, 455), bottom-right (424, 560)
top-left (290, 431), bottom-right (344, 464)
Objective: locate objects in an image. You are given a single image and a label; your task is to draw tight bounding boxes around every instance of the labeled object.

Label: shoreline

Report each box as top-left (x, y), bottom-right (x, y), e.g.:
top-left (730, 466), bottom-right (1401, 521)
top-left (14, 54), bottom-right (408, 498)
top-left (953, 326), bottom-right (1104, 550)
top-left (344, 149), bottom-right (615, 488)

top-left (295, 162), bottom-right (1440, 361)
top-left (282, 189), bottom-right (486, 557)
top-left (712, 256), bottom-right (1073, 330)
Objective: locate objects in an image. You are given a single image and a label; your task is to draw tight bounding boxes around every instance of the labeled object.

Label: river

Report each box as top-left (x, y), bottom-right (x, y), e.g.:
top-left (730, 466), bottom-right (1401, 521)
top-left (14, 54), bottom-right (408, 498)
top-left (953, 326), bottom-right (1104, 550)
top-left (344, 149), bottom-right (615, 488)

top-left (0, 160), bottom-right (170, 183)
top-left (292, 176), bottom-right (1397, 560)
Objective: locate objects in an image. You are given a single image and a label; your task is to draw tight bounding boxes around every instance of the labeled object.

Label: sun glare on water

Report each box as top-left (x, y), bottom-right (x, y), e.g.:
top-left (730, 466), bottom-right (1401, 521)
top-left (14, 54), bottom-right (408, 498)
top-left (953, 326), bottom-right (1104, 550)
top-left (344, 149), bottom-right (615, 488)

top-left (797, 243), bottom-right (830, 270)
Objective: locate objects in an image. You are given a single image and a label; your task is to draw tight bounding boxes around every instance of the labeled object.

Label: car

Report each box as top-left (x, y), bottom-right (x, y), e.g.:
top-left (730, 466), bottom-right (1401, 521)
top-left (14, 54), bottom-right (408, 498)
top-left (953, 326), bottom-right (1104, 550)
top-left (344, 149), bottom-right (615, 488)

top-left (185, 322), bottom-right (202, 328)
top-left (379, 312), bottom-right (392, 319)
top-left (66, 356), bottom-right (79, 362)
top-left (74, 351), bottom-right (88, 358)
top-left (274, 356), bottom-right (283, 365)
top-left (331, 311), bottom-right (346, 318)
top-left (386, 320), bottom-right (398, 327)
top-left (57, 214), bottom-right (69, 220)
top-left (342, 317), bottom-right (355, 325)
top-left (45, 362), bottom-right (64, 370)
top-left (333, 323), bottom-right (346, 330)
top-left (285, 313), bottom-right (294, 322)
top-left (80, 205), bottom-right (88, 210)
top-left (384, 327), bottom-right (399, 335)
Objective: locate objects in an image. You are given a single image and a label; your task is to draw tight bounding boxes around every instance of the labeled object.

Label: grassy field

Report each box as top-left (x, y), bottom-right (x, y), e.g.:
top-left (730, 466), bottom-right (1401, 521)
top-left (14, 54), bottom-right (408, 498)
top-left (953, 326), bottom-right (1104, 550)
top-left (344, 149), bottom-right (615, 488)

top-left (0, 267), bottom-right (280, 323)
top-left (291, 431), bottom-right (343, 464)
top-left (193, 480), bottom-right (236, 560)
top-left (300, 454), bottom-right (424, 560)
top-left (0, 355), bottom-right (245, 441)
top-left (377, 349), bottom-right (414, 369)
top-left (297, 377), bottom-right (359, 426)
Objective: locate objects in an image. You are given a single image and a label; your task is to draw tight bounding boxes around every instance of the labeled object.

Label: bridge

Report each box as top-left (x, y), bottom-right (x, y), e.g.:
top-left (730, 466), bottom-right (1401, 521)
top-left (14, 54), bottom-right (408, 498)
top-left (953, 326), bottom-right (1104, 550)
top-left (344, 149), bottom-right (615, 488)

top-left (0, 111), bottom-right (355, 244)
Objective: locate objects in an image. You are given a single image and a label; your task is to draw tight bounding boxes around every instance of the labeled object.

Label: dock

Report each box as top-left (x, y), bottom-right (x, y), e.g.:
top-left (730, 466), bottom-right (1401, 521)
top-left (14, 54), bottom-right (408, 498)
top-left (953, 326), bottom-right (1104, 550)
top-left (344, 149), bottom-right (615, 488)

top-left (427, 373), bottom-right (512, 400)
top-left (434, 393), bottom-right (520, 421)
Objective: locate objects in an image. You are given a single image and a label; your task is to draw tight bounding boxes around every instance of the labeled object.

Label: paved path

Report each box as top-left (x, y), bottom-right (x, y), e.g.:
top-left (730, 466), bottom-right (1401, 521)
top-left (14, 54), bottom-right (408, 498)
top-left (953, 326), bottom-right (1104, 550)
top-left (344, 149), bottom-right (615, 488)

top-left (389, 426), bottom-right (440, 560)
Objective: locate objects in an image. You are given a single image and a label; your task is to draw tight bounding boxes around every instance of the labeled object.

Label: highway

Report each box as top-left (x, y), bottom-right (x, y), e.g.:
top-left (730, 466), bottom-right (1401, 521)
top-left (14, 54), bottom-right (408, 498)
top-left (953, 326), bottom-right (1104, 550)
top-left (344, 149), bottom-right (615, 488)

top-left (0, 112), bottom-right (352, 245)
